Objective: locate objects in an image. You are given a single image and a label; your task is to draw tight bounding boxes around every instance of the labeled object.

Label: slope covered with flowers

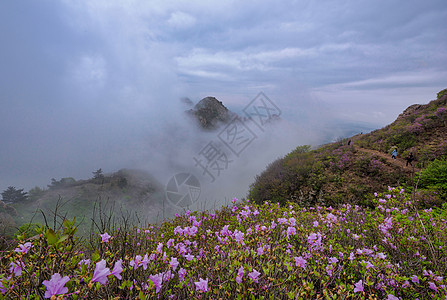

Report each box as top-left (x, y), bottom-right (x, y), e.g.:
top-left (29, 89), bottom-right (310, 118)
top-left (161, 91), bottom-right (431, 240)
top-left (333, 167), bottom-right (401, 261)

top-left (1, 188), bottom-right (447, 299)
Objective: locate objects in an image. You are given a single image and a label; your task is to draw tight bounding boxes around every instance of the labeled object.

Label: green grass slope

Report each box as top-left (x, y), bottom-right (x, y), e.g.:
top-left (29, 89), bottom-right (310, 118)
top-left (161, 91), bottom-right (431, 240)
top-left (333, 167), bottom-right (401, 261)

top-left (249, 91), bottom-right (447, 207)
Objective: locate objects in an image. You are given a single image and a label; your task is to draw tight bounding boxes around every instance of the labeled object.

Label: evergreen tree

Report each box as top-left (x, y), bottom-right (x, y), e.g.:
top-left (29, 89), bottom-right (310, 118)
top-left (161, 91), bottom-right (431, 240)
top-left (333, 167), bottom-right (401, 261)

top-left (93, 168), bottom-right (104, 180)
top-left (1, 186), bottom-right (28, 204)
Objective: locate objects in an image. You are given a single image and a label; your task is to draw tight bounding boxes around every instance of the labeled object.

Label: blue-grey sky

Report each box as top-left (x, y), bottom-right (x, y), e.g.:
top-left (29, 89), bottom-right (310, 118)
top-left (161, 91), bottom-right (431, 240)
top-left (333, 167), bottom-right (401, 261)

top-left (1, 0), bottom-right (446, 194)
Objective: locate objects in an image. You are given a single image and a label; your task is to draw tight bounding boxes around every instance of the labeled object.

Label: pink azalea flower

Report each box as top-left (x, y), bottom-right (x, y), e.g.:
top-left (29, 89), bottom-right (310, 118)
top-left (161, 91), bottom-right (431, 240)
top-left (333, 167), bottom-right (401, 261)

top-left (313, 221), bottom-right (319, 227)
top-left (79, 259), bottom-right (90, 266)
top-left (184, 253), bottom-right (194, 261)
top-left (157, 242), bottom-right (163, 253)
top-left (0, 276), bottom-right (11, 294)
top-left (149, 273), bottom-right (163, 293)
top-left (220, 225), bottom-right (230, 236)
top-left (91, 259), bottom-right (111, 285)
top-left (354, 280), bottom-right (363, 293)
top-left (43, 273), bottom-right (70, 298)
top-left (111, 260), bottom-right (123, 280)
top-left (130, 255), bottom-right (142, 269)
top-left (189, 226), bottom-right (198, 236)
top-left (326, 264), bottom-right (333, 277)
top-left (167, 239), bottom-right (175, 248)
top-left (236, 266), bottom-right (244, 284)
top-left (377, 253), bottom-right (386, 259)
top-left (248, 269), bottom-right (261, 283)
top-left (257, 246), bottom-right (265, 256)
top-left (100, 232), bottom-right (111, 243)
top-left (286, 226), bottom-right (296, 237)
top-left (174, 226), bottom-right (183, 235)
top-left (178, 268), bottom-right (187, 281)
top-left (289, 217), bottom-right (296, 226)
top-left (14, 242), bottom-right (32, 254)
top-left (234, 230), bottom-right (244, 243)
top-left (428, 281), bottom-right (437, 291)
top-left (195, 278), bottom-right (209, 293)
top-left (169, 257), bottom-right (179, 271)
top-left (349, 252), bottom-right (355, 263)
top-left (9, 261), bottom-right (25, 277)
top-left (388, 294), bottom-right (399, 300)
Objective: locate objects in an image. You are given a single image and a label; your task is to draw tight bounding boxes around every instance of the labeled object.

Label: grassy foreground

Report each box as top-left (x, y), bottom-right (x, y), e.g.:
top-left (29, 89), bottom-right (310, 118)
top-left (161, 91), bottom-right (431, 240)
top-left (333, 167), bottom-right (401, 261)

top-left (1, 188), bottom-right (446, 299)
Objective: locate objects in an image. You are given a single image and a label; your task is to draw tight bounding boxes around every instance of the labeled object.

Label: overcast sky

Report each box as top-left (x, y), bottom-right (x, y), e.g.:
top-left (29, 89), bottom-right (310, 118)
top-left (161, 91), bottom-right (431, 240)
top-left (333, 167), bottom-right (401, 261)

top-left (1, 0), bottom-right (446, 194)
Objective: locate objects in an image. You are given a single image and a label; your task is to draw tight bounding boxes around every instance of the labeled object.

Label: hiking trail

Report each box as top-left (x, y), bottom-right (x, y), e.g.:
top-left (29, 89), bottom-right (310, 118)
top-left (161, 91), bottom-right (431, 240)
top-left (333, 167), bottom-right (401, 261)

top-left (354, 146), bottom-right (420, 174)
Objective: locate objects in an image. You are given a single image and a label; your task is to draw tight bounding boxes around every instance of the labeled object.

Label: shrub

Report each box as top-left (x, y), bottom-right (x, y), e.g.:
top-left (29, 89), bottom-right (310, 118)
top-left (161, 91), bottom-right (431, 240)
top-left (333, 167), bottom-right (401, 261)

top-left (418, 158), bottom-right (447, 200)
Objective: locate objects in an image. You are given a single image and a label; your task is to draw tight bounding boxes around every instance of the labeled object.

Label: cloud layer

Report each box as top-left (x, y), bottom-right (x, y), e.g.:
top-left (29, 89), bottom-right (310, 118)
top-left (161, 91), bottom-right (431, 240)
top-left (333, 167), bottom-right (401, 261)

top-left (1, 0), bottom-right (446, 202)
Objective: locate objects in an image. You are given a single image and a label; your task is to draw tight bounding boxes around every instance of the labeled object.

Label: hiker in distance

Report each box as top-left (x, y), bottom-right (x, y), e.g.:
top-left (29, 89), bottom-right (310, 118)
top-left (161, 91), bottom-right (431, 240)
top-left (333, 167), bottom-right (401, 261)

top-left (391, 148), bottom-right (398, 159)
top-left (406, 152), bottom-right (415, 166)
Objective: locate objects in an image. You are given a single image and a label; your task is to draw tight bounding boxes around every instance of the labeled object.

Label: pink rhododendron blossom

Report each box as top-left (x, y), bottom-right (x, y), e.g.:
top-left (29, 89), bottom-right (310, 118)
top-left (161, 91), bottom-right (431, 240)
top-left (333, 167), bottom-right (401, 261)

top-left (178, 268), bottom-right (187, 281)
top-left (149, 273), bottom-right (163, 293)
top-left (14, 242), bottom-right (32, 254)
top-left (0, 276), bottom-right (11, 294)
top-left (100, 232), bottom-right (111, 243)
top-left (189, 226), bottom-right (198, 236)
top-left (236, 266), bottom-right (244, 284)
top-left (377, 253), bottom-right (386, 259)
top-left (326, 264), bottom-right (333, 276)
top-left (91, 259), bottom-right (111, 285)
top-left (184, 253), bottom-right (194, 261)
top-left (43, 273), bottom-right (69, 298)
top-left (195, 278), bottom-right (209, 293)
top-left (294, 256), bottom-right (307, 269)
top-left (234, 230), bottom-right (244, 243)
top-left (79, 259), bottom-right (90, 266)
top-left (9, 261), bottom-right (25, 277)
top-left (428, 282), bottom-right (437, 291)
top-left (326, 213), bottom-right (337, 222)
top-left (111, 260), bottom-right (123, 280)
top-left (174, 226), bottom-right (183, 235)
top-left (329, 257), bottom-right (338, 264)
top-left (157, 242), bottom-right (163, 253)
top-left (388, 295), bottom-right (399, 300)
top-left (278, 217), bottom-right (287, 224)
top-left (354, 280), bottom-right (363, 293)
top-left (248, 269), bottom-right (261, 283)
top-left (289, 217), bottom-right (296, 226)
top-left (286, 226), bottom-right (296, 237)
top-left (169, 257), bottom-right (179, 271)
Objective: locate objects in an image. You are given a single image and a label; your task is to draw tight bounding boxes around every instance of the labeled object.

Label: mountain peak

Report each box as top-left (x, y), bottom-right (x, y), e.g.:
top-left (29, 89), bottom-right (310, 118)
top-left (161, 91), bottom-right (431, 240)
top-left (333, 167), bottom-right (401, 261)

top-left (187, 96), bottom-right (233, 130)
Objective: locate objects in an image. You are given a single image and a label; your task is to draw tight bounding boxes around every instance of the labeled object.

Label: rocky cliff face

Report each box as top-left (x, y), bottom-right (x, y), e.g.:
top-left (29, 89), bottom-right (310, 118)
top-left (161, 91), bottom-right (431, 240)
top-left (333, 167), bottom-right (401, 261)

top-left (187, 96), bottom-right (233, 130)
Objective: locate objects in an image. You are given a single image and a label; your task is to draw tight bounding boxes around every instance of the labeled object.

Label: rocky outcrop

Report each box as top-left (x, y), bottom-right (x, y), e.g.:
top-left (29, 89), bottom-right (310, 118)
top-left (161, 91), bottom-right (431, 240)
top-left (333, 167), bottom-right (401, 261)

top-left (187, 97), bottom-right (233, 130)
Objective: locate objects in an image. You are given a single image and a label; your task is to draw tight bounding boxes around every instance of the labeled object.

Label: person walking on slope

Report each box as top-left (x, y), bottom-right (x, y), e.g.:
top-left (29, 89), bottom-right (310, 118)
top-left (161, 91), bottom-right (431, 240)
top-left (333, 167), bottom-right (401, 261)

top-left (391, 148), bottom-right (398, 159)
top-left (406, 152), bottom-right (415, 166)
